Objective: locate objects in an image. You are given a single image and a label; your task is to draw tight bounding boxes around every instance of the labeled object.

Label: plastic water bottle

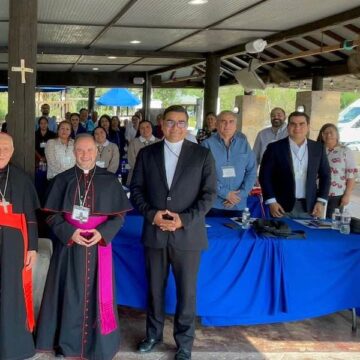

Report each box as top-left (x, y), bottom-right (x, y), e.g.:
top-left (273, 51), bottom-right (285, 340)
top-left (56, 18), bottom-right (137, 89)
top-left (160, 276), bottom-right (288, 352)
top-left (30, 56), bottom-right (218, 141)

top-left (39, 159), bottom-right (47, 172)
top-left (340, 208), bottom-right (351, 235)
top-left (120, 159), bottom-right (128, 185)
top-left (331, 208), bottom-right (341, 230)
top-left (242, 207), bottom-right (251, 230)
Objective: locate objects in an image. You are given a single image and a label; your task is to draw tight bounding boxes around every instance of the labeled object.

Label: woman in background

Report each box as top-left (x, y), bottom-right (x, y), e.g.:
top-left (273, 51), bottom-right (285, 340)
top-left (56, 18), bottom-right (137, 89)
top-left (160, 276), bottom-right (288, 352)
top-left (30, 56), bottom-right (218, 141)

top-left (196, 112), bottom-right (217, 143)
top-left (127, 120), bottom-right (159, 186)
top-left (317, 123), bottom-right (358, 217)
top-left (35, 116), bottom-right (56, 167)
top-left (45, 120), bottom-right (75, 180)
top-left (94, 126), bottom-right (120, 174)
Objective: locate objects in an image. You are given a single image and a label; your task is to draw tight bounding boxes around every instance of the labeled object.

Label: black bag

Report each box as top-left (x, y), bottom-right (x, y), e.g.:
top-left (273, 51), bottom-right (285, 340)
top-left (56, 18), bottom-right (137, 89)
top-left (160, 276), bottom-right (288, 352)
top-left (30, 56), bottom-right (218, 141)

top-left (350, 217), bottom-right (360, 234)
top-left (252, 219), bottom-right (306, 239)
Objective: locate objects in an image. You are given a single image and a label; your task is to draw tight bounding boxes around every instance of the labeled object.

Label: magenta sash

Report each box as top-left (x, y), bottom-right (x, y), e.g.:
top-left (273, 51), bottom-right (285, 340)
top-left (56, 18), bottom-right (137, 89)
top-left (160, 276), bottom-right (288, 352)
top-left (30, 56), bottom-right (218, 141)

top-left (64, 213), bottom-right (117, 335)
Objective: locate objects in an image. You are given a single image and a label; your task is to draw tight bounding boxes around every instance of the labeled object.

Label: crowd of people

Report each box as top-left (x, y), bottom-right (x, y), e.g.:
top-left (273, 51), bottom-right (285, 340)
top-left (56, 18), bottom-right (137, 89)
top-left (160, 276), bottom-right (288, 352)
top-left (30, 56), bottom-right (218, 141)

top-left (0, 103), bottom-right (358, 360)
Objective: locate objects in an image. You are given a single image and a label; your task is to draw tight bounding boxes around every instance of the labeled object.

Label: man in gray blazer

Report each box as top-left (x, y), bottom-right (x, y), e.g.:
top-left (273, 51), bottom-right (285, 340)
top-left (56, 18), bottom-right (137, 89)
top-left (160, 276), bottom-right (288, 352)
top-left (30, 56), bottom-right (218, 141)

top-left (130, 105), bottom-right (216, 360)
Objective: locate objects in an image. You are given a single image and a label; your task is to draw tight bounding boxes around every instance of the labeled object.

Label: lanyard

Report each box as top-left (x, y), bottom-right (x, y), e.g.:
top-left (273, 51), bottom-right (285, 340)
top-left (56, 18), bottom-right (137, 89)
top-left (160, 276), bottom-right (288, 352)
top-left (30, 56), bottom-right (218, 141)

top-left (0, 165), bottom-right (9, 213)
top-left (0, 165), bottom-right (9, 201)
top-left (164, 141), bottom-right (180, 158)
top-left (74, 167), bottom-right (96, 207)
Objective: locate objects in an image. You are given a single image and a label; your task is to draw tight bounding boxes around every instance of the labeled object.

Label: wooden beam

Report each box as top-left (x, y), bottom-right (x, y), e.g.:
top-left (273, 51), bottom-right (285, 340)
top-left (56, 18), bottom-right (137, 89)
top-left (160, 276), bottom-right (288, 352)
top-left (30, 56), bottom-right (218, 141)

top-left (323, 30), bottom-right (345, 43)
top-left (8, 0), bottom-right (37, 176)
top-left (345, 24), bottom-right (360, 34)
top-left (216, 5), bottom-right (360, 58)
top-left (287, 40), bottom-right (329, 63)
top-left (36, 47), bottom-right (206, 60)
top-left (262, 39), bottom-right (359, 65)
top-left (149, 59), bottom-right (204, 75)
top-left (303, 35), bottom-right (347, 60)
top-left (27, 71), bottom-right (143, 87)
top-left (271, 44), bottom-right (310, 65)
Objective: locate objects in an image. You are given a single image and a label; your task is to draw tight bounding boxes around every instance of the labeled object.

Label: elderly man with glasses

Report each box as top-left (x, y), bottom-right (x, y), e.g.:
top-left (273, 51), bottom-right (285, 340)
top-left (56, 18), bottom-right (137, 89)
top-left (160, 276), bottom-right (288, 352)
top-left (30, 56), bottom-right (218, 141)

top-left (130, 105), bottom-right (216, 360)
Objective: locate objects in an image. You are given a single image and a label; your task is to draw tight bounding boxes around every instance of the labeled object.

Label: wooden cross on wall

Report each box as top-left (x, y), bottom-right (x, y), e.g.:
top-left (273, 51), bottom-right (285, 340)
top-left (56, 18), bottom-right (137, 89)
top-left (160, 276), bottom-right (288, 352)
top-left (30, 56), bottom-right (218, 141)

top-left (11, 59), bottom-right (34, 84)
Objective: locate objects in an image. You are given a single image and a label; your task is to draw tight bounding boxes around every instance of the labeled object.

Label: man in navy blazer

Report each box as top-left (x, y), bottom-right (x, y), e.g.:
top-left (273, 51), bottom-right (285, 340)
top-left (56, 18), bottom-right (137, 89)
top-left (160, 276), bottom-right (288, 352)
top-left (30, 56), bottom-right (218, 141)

top-left (259, 111), bottom-right (330, 219)
top-left (130, 105), bottom-right (216, 360)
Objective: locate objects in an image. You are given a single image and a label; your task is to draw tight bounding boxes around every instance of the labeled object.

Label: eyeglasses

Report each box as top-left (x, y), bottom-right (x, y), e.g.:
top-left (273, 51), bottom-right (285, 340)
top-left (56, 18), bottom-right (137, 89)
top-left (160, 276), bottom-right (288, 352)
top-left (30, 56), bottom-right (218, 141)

top-left (164, 120), bottom-right (188, 129)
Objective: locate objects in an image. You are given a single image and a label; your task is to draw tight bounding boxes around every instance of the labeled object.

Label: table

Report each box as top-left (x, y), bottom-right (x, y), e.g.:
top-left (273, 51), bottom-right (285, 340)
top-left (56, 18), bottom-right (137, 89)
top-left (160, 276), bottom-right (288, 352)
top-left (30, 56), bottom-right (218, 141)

top-left (112, 216), bottom-right (360, 326)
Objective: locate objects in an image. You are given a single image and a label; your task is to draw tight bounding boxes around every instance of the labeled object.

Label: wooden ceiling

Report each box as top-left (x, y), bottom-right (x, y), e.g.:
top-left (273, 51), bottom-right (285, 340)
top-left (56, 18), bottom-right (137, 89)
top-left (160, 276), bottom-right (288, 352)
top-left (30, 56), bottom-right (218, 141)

top-left (0, 0), bottom-right (359, 90)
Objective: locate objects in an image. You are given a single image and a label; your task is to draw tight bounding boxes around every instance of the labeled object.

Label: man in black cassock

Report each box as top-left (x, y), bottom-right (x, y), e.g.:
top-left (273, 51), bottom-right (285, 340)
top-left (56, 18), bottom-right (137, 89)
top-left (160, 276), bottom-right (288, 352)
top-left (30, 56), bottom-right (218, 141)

top-left (36, 134), bottom-right (131, 360)
top-left (130, 106), bottom-right (216, 360)
top-left (0, 133), bottom-right (39, 360)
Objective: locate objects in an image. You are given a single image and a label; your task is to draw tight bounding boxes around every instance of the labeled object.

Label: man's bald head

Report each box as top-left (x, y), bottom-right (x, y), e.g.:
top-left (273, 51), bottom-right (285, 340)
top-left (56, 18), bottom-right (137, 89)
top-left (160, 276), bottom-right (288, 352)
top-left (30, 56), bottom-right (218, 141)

top-left (73, 134), bottom-right (97, 170)
top-left (0, 133), bottom-right (14, 169)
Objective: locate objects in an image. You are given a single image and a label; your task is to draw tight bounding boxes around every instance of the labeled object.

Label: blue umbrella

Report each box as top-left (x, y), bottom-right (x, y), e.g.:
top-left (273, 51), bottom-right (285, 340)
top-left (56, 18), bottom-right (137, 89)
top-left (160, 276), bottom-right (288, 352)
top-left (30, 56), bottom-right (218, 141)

top-left (96, 88), bottom-right (141, 107)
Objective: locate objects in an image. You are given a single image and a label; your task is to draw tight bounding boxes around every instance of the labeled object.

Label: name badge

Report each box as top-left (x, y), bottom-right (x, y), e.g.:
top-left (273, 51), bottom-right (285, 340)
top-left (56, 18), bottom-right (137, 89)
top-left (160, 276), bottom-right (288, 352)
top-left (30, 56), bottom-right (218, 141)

top-left (222, 166), bottom-right (236, 178)
top-left (40, 142), bottom-right (46, 148)
top-left (96, 160), bottom-right (105, 168)
top-left (72, 205), bottom-right (90, 223)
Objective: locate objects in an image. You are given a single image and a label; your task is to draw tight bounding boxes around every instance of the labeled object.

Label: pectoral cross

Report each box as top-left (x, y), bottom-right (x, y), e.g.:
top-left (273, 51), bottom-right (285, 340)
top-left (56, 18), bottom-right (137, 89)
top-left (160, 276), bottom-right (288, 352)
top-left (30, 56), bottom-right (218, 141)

top-left (1, 196), bottom-right (9, 214)
top-left (79, 212), bottom-right (85, 223)
top-left (11, 59), bottom-right (34, 84)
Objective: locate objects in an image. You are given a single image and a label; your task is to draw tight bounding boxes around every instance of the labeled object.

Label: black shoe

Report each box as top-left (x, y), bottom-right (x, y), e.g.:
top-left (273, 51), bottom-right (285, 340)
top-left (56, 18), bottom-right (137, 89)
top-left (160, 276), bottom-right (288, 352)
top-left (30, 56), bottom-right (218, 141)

top-left (175, 348), bottom-right (191, 360)
top-left (137, 338), bottom-right (161, 353)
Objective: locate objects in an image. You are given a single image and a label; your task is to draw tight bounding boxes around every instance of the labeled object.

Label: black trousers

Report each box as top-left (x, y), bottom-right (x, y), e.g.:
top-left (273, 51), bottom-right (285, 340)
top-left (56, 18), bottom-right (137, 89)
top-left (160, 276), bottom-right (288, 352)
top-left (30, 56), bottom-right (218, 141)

top-left (144, 246), bottom-right (201, 351)
top-left (326, 195), bottom-right (343, 219)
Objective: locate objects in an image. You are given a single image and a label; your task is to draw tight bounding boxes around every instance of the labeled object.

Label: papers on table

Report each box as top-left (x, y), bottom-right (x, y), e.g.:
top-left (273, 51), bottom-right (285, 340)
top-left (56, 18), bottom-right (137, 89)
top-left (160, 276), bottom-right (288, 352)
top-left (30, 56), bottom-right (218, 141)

top-left (293, 219), bottom-right (332, 229)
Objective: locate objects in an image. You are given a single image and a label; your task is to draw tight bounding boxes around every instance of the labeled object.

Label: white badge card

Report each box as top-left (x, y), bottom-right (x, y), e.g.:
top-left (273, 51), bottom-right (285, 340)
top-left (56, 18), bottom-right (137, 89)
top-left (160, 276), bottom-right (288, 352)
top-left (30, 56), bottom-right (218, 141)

top-left (72, 205), bottom-right (90, 223)
top-left (96, 160), bottom-right (105, 168)
top-left (222, 166), bottom-right (236, 178)
top-left (40, 142), bottom-right (46, 148)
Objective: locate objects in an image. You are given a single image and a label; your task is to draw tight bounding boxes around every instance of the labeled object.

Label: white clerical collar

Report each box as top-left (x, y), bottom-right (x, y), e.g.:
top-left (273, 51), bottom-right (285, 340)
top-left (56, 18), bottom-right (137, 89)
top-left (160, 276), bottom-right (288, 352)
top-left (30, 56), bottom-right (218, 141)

top-left (164, 138), bottom-right (184, 150)
top-left (140, 135), bottom-right (155, 143)
top-left (77, 165), bottom-right (95, 174)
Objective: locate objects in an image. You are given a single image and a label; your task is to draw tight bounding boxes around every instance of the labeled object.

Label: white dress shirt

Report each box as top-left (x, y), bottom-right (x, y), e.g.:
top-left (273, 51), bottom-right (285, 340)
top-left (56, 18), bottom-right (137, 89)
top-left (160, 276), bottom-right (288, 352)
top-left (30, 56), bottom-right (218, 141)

top-left (164, 139), bottom-right (184, 188)
top-left (289, 138), bottom-right (308, 199)
top-left (265, 137), bottom-right (308, 205)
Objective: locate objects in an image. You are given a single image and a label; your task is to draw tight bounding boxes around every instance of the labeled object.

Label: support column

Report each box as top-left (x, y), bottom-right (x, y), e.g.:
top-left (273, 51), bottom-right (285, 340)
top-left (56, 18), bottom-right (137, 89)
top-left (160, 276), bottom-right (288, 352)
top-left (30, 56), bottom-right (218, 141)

top-left (296, 91), bottom-right (340, 140)
top-left (312, 73), bottom-right (324, 91)
top-left (142, 73), bottom-right (151, 121)
top-left (88, 87), bottom-right (95, 113)
top-left (203, 54), bottom-right (220, 125)
top-left (234, 94), bottom-right (267, 147)
top-left (8, 0), bottom-right (37, 176)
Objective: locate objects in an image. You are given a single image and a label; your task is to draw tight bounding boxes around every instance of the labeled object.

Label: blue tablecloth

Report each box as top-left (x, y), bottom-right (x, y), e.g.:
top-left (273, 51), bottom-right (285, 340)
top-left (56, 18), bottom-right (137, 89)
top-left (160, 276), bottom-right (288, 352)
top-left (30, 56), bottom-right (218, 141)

top-left (112, 216), bottom-right (360, 326)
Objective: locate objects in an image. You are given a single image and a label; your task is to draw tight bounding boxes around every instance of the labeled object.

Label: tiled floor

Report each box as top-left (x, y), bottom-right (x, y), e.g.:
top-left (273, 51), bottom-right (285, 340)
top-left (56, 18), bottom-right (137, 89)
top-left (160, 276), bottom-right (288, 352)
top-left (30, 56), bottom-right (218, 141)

top-left (34, 307), bottom-right (360, 360)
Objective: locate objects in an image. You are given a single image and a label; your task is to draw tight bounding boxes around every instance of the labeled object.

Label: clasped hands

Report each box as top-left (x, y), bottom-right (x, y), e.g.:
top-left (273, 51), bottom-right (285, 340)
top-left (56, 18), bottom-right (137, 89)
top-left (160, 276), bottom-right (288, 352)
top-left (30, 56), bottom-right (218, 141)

top-left (223, 190), bottom-right (241, 208)
top-left (71, 228), bottom-right (102, 247)
top-left (153, 210), bottom-right (183, 232)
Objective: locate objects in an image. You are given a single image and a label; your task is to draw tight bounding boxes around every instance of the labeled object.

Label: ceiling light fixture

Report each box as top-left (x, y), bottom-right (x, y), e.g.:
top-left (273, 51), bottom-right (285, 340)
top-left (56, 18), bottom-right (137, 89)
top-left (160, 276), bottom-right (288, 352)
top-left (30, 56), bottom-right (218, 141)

top-left (92, 67), bottom-right (99, 71)
top-left (188, 0), bottom-right (208, 4)
top-left (130, 40), bottom-right (141, 44)
top-left (108, 56), bottom-right (117, 59)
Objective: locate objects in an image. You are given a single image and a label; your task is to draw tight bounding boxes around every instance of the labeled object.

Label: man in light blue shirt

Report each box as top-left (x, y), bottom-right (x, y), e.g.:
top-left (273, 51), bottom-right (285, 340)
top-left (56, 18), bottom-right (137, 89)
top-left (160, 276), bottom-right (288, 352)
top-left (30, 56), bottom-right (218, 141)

top-left (202, 110), bottom-right (257, 215)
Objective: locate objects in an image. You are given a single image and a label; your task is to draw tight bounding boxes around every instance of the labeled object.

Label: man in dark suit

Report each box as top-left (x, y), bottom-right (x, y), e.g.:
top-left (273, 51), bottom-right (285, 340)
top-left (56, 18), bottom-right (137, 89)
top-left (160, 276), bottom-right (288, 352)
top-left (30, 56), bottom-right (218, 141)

top-left (130, 105), bottom-right (216, 360)
top-left (259, 111), bottom-right (330, 219)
